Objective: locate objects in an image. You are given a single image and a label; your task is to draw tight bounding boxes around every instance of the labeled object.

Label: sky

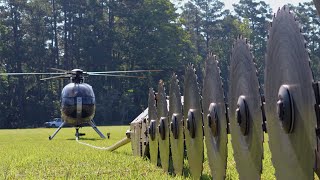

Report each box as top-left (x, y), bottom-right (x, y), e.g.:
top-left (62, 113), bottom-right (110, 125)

top-left (224, 0), bottom-right (312, 13)
top-left (175, 0), bottom-right (313, 13)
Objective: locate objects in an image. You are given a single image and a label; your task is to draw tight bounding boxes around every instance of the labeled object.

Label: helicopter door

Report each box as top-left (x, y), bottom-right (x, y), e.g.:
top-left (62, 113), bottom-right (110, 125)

top-left (76, 97), bottom-right (82, 118)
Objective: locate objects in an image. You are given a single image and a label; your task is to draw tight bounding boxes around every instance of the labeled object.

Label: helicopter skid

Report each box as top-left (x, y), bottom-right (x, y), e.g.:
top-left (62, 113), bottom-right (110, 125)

top-left (49, 122), bottom-right (66, 140)
top-left (88, 120), bottom-right (106, 139)
top-left (48, 120), bottom-right (106, 140)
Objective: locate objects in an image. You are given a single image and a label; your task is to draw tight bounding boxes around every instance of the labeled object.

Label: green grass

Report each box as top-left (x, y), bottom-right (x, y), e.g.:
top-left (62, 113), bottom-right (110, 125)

top-left (0, 126), bottom-right (296, 179)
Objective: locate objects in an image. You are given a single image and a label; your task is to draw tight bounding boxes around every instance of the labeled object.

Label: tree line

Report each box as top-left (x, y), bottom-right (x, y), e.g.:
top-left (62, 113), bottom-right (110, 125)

top-left (0, 0), bottom-right (319, 128)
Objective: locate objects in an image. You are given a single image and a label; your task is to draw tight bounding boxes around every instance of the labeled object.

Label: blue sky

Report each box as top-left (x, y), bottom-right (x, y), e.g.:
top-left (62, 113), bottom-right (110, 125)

top-left (173, 0), bottom-right (313, 13)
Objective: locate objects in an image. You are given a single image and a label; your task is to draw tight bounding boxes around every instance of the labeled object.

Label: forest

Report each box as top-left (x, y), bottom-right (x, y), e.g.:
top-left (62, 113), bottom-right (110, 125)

top-left (0, 0), bottom-right (319, 128)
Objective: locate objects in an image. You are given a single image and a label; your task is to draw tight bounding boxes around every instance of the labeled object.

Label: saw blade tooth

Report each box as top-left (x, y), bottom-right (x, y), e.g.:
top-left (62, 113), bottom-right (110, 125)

top-left (308, 58), bottom-right (316, 80)
top-left (283, 5), bottom-right (286, 11)
top-left (148, 88), bottom-right (158, 121)
top-left (171, 73), bottom-right (180, 90)
top-left (186, 64), bottom-right (202, 101)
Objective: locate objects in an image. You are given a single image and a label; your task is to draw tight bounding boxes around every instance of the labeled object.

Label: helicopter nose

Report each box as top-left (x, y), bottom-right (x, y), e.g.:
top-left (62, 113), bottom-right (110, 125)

top-left (61, 96), bottom-right (96, 120)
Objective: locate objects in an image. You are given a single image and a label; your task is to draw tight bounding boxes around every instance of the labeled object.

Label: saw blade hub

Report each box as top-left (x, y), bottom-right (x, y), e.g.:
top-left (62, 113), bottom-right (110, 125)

top-left (187, 109), bottom-right (196, 138)
top-left (158, 117), bottom-right (166, 140)
top-left (149, 120), bottom-right (157, 141)
top-left (236, 96), bottom-right (249, 136)
top-left (170, 114), bottom-right (179, 139)
top-left (277, 85), bottom-right (295, 133)
top-left (207, 103), bottom-right (219, 137)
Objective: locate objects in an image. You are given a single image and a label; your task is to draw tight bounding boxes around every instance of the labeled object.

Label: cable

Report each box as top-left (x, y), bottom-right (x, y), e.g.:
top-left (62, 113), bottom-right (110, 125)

top-left (76, 137), bottom-right (130, 151)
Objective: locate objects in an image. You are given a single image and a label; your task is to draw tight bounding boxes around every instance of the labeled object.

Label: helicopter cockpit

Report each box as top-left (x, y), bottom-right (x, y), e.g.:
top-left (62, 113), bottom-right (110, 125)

top-left (61, 83), bottom-right (96, 124)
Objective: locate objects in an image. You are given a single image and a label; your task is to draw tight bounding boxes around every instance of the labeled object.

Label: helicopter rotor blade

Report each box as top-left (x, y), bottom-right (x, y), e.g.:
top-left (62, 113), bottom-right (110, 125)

top-left (0, 72), bottom-right (65, 76)
top-left (87, 70), bottom-right (162, 74)
top-left (50, 68), bottom-right (69, 72)
top-left (88, 73), bottom-right (146, 78)
top-left (40, 75), bottom-right (70, 81)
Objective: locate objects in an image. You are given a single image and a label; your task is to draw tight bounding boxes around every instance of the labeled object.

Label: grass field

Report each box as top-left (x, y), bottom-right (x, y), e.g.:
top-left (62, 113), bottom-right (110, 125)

top-left (0, 125), bottom-right (287, 179)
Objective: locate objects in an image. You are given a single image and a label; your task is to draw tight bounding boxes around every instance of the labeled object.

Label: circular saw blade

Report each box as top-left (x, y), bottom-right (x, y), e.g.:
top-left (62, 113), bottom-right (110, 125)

top-left (157, 80), bottom-right (170, 172)
top-left (169, 73), bottom-right (184, 175)
top-left (148, 88), bottom-right (159, 166)
top-left (183, 64), bottom-right (204, 179)
top-left (228, 37), bottom-right (264, 179)
top-left (202, 53), bottom-right (228, 180)
top-left (265, 6), bottom-right (316, 179)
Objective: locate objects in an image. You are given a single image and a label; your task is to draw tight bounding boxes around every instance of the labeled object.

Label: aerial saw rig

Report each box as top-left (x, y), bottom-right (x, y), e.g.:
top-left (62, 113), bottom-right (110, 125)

top-left (76, 2), bottom-right (320, 179)
top-left (2, 2), bottom-right (319, 178)
top-left (120, 3), bottom-right (320, 179)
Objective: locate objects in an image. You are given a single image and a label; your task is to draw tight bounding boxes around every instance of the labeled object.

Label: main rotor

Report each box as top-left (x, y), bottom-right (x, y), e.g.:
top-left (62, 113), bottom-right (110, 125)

top-left (70, 69), bottom-right (85, 84)
top-left (0, 68), bottom-right (162, 82)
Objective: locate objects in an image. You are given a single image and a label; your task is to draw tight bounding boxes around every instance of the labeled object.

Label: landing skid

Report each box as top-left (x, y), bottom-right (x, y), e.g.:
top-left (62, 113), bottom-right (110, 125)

top-left (48, 120), bottom-right (106, 140)
top-left (88, 120), bottom-right (106, 139)
top-left (49, 122), bottom-right (66, 140)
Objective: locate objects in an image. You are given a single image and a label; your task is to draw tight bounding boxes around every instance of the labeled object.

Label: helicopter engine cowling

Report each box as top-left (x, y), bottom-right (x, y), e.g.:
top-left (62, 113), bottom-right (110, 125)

top-left (61, 83), bottom-right (96, 126)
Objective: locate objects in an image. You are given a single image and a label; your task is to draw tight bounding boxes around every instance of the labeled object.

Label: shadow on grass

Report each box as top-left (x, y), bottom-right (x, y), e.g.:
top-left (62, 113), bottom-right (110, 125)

top-left (200, 173), bottom-right (212, 179)
top-left (182, 166), bottom-right (211, 179)
top-left (110, 150), bottom-right (132, 156)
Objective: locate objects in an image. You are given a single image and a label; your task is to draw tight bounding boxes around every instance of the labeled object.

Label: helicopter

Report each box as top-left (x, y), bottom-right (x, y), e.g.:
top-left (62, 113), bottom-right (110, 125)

top-left (0, 68), bottom-right (161, 140)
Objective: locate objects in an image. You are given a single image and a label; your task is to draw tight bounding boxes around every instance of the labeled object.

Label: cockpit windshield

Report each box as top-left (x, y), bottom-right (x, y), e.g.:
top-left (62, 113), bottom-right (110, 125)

top-left (61, 83), bottom-right (95, 98)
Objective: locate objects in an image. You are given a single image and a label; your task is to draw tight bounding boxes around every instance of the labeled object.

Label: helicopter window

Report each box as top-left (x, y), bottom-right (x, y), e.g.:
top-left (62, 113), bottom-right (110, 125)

top-left (82, 97), bottom-right (96, 104)
top-left (61, 84), bottom-right (95, 98)
top-left (62, 98), bottom-right (75, 105)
